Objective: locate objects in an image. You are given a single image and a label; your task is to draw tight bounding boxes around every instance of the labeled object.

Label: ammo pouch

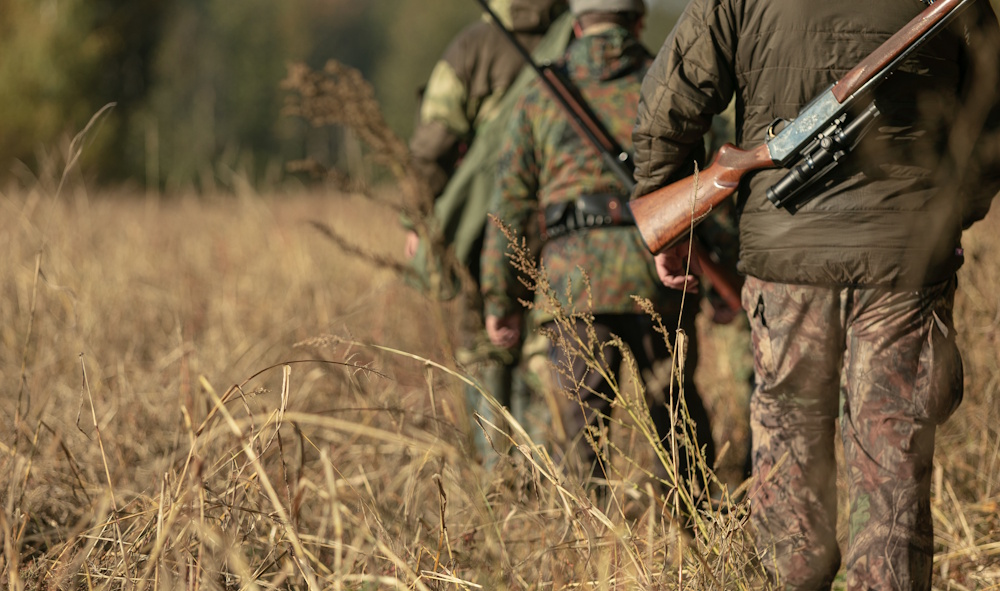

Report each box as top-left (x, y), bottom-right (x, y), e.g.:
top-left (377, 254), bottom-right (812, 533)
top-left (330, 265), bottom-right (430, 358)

top-left (541, 194), bottom-right (634, 241)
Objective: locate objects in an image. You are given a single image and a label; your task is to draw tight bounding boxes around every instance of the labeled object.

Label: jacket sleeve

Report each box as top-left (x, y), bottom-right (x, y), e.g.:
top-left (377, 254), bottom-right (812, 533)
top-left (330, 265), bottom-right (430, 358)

top-left (631, 0), bottom-right (738, 199)
top-left (407, 26), bottom-right (481, 202)
top-left (480, 92), bottom-right (540, 319)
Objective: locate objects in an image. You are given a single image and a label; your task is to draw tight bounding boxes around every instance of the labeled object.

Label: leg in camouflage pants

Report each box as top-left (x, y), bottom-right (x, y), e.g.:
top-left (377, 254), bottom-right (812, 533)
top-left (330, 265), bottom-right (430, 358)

top-left (743, 276), bottom-right (963, 590)
top-left (548, 313), bottom-right (716, 501)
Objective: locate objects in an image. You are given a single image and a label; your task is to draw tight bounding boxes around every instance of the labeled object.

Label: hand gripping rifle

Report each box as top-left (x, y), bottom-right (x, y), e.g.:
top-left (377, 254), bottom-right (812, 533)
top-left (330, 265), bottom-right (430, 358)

top-left (628, 0), bottom-right (976, 255)
top-left (476, 0), bottom-right (745, 312)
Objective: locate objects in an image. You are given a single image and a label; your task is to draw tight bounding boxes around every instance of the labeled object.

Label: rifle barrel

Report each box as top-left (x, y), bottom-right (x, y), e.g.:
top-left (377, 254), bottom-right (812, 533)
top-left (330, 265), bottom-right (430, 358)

top-left (833, 0), bottom-right (973, 102)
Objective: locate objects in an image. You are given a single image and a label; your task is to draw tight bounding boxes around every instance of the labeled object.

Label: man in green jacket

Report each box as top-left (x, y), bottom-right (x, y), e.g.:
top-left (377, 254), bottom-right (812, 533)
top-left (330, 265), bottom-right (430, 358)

top-left (482, 0), bottom-right (716, 503)
top-left (633, 0), bottom-right (1000, 587)
top-left (407, 0), bottom-right (568, 212)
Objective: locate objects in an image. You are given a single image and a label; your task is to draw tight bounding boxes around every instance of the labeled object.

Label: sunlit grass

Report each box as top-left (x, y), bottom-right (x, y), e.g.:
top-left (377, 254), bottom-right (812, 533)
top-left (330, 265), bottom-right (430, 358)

top-left (0, 57), bottom-right (996, 588)
top-left (0, 182), bottom-right (996, 589)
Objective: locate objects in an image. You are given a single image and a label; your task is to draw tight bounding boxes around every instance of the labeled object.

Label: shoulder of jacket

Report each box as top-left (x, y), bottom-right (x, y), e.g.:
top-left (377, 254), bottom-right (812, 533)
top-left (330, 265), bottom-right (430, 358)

top-left (443, 21), bottom-right (506, 59)
top-left (664, 0), bottom-right (742, 62)
top-left (439, 21), bottom-right (516, 77)
top-left (678, 0), bottom-right (741, 30)
top-left (458, 20), bottom-right (499, 42)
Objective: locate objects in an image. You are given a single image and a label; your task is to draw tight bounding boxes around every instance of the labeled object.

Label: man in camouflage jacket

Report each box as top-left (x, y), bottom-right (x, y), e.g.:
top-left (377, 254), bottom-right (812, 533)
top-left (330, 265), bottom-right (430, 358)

top-left (634, 0), bottom-right (1000, 587)
top-left (405, 0), bottom-right (571, 461)
top-left (481, 0), bottom-right (716, 500)
top-left (406, 0), bottom-right (568, 261)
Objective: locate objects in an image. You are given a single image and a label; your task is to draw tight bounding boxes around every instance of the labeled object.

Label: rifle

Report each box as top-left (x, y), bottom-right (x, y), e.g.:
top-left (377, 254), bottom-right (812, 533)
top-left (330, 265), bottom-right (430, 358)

top-left (628, 0), bottom-right (975, 255)
top-left (476, 0), bottom-right (745, 312)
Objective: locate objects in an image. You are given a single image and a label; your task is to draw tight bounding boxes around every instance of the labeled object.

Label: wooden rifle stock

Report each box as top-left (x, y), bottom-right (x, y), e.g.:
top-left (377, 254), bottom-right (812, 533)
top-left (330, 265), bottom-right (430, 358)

top-left (629, 143), bottom-right (775, 254)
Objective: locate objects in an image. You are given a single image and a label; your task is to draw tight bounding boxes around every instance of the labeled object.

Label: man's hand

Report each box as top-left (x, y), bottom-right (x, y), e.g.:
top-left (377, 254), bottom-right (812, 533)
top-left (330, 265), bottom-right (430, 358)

top-left (654, 241), bottom-right (702, 293)
top-left (403, 231), bottom-right (420, 259)
top-left (486, 314), bottom-right (522, 349)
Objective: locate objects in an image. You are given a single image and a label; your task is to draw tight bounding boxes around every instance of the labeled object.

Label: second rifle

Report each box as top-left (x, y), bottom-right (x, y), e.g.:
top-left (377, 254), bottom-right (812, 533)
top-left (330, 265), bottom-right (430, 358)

top-left (477, 0), bottom-right (744, 311)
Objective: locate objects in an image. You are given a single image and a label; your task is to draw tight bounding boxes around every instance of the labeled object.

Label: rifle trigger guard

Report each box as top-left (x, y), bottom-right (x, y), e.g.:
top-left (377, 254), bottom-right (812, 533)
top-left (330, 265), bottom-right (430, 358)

top-left (766, 118), bottom-right (789, 139)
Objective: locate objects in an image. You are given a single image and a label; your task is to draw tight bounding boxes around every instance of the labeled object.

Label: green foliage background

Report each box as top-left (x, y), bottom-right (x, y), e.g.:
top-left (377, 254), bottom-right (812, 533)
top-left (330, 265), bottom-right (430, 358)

top-left (0, 0), bottom-right (685, 192)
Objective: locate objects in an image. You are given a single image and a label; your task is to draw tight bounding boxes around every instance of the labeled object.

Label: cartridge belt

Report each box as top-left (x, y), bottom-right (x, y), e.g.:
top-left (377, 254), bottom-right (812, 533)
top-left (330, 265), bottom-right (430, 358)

top-left (541, 194), bottom-right (634, 241)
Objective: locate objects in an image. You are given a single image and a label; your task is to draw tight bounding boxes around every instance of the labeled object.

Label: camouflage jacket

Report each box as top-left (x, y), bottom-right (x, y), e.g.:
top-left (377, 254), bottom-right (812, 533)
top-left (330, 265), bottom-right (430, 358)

top-left (409, 21), bottom-right (538, 198)
top-left (406, 13), bottom-right (574, 298)
top-left (409, 1), bottom-right (567, 197)
top-left (481, 26), bottom-right (684, 324)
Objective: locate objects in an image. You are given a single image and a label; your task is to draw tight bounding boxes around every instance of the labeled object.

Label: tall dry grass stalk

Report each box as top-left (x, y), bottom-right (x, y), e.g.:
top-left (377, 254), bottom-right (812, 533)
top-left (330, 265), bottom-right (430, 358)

top-left (0, 61), bottom-right (996, 590)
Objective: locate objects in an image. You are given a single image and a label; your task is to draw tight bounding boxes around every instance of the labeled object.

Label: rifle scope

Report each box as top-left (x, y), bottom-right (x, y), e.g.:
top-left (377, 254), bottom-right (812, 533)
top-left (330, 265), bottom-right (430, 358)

top-left (767, 101), bottom-right (882, 207)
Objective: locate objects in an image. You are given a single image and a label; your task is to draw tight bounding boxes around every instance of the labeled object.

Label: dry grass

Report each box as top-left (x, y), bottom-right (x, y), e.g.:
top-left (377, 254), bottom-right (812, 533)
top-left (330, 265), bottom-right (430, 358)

top-left (0, 60), bottom-right (996, 589)
top-left (2, 179), bottom-right (997, 590)
top-left (934, 209), bottom-right (1000, 589)
top-left (0, 182), bottom-right (750, 589)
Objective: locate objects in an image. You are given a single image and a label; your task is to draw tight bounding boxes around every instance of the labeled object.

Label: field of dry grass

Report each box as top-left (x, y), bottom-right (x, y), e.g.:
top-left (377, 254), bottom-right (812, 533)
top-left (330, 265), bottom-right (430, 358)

top-left (0, 174), bottom-right (997, 589)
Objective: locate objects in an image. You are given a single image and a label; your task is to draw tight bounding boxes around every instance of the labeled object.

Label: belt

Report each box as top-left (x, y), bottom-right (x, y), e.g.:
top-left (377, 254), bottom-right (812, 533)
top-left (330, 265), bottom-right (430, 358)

top-left (541, 194), bottom-right (634, 241)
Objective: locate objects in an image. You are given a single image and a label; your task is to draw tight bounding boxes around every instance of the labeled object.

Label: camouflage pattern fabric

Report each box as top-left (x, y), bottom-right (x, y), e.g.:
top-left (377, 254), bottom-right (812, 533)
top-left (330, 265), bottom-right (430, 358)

top-left (481, 26), bottom-right (684, 323)
top-left (481, 23), bottom-right (714, 500)
top-left (407, 12), bottom-right (574, 294)
top-left (405, 10), bottom-right (574, 465)
top-left (550, 314), bottom-right (715, 496)
top-left (408, 18), bottom-right (546, 199)
top-left (743, 275), bottom-right (962, 590)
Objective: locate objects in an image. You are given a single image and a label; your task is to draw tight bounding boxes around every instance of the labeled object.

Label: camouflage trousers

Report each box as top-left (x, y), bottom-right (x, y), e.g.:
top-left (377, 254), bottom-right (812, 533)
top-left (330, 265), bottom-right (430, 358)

top-left (743, 276), bottom-right (963, 590)
top-left (547, 313), bottom-right (716, 498)
top-left (462, 330), bottom-right (552, 464)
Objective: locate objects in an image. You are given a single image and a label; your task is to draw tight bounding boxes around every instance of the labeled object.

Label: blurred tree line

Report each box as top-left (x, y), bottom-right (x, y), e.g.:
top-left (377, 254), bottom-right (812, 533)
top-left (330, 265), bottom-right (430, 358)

top-left (0, 0), bottom-right (688, 193)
